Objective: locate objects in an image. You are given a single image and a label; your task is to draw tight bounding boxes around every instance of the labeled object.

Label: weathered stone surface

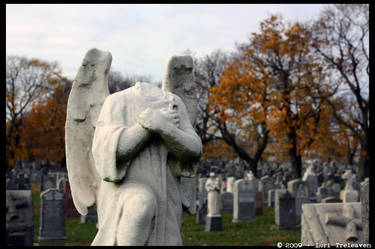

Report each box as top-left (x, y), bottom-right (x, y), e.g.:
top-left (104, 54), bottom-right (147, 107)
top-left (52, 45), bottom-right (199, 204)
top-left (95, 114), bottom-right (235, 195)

top-left (301, 203), bottom-right (363, 245)
top-left (6, 190), bottom-right (34, 246)
top-left (39, 189), bottom-right (67, 242)
top-left (233, 179), bottom-right (256, 222)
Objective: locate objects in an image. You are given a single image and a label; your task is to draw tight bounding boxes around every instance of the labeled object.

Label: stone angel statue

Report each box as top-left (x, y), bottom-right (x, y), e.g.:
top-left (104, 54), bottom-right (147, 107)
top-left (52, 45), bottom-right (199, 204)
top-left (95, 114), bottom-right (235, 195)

top-left (65, 48), bottom-right (202, 246)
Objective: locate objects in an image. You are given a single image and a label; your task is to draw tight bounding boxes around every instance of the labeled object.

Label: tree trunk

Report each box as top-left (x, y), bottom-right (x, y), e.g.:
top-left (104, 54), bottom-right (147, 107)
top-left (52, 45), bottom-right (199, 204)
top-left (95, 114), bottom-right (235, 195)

top-left (288, 129), bottom-right (302, 178)
top-left (248, 159), bottom-right (258, 178)
top-left (357, 138), bottom-right (369, 182)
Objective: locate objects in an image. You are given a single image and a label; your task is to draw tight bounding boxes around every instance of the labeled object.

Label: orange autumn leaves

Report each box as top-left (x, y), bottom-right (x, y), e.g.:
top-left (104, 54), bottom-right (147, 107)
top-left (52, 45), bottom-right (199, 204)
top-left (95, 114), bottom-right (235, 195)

top-left (23, 84), bottom-right (70, 164)
top-left (209, 15), bottom-right (341, 165)
top-left (6, 57), bottom-right (71, 167)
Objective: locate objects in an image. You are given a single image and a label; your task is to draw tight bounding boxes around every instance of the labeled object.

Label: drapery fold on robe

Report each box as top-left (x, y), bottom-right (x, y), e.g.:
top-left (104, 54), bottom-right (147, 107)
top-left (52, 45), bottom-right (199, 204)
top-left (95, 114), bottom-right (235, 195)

top-left (90, 83), bottom-right (201, 245)
top-left (92, 92), bottom-right (131, 182)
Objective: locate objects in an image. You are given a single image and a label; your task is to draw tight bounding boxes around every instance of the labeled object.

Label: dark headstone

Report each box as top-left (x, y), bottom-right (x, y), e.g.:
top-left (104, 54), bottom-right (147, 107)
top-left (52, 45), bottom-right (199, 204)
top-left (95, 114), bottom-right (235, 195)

top-left (221, 192), bottom-right (233, 213)
top-left (39, 189), bottom-right (67, 242)
top-left (205, 216), bottom-right (222, 231)
top-left (256, 191), bottom-right (263, 215)
top-left (274, 190), bottom-right (296, 229)
top-left (196, 200), bottom-right (207, 225)
top-left (268, 189), bottom-right (275, 207)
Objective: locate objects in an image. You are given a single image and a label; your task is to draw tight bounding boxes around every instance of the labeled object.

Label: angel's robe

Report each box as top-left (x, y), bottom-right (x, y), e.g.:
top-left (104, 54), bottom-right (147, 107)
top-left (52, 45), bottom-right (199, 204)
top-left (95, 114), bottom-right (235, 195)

top-left (90, 82), bottom-right (201, 245)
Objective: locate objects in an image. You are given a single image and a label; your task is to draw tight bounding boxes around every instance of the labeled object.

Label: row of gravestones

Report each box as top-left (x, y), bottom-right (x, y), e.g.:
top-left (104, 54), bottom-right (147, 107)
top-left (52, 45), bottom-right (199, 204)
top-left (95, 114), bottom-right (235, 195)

top-left (209, 173), bottom-right (370, 245)
top-left (271, 177), bottom-right (369, 245)
top-left (196, 167), bottom-right (363, 232)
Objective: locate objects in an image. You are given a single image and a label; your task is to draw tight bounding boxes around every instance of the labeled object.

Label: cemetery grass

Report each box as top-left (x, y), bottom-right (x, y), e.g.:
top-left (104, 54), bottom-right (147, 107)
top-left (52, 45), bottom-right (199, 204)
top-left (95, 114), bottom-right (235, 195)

top-left (181, 208), bottom-right (301, 246)
top-left (32, 183), bottom-right (300, 246)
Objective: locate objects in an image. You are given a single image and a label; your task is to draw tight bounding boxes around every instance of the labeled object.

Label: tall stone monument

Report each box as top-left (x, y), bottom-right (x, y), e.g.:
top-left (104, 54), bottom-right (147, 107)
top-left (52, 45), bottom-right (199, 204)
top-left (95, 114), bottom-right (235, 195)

top-left (205, 172), bottom-right (222, 231)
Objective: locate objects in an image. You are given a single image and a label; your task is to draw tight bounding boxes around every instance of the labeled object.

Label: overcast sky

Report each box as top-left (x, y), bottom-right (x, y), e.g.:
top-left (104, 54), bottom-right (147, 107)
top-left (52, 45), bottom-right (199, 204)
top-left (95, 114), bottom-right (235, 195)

top-left (6, 4), bottom-right (328, 83)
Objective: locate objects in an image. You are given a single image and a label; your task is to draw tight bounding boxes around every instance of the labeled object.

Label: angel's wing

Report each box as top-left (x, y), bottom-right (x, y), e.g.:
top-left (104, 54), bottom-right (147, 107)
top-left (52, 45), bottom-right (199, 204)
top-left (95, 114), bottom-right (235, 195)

top-left (162, 55), bottom-right (199, 214)
top-left (65, 48), bottom-right (112, 215)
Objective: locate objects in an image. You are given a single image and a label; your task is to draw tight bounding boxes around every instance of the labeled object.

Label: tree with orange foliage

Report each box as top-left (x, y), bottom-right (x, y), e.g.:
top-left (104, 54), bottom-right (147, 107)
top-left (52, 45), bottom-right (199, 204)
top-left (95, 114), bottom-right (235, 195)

top-left (22, 79), bottom-right (72, 167)
top-left (6, 56), bottom-right (65, 169)
top-left (210, 15), bottom-right (337, 178)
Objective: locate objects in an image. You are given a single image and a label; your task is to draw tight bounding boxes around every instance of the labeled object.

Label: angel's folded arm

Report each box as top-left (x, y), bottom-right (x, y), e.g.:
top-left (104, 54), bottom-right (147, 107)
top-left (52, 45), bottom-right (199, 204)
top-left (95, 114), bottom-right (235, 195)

top-left (116, 123), bottom-right (152, 163)
top-left (156, 100), bottom-right (202, 163)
